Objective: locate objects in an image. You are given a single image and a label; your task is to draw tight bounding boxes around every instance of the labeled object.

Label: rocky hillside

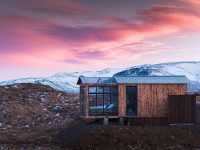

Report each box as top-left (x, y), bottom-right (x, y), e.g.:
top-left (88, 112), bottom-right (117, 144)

top-left (0, 83), bottom-right (79, 130)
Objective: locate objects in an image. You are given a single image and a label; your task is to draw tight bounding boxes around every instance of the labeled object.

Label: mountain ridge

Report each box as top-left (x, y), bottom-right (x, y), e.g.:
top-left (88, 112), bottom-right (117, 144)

top-left (1, 61), bottom-right (200, 92)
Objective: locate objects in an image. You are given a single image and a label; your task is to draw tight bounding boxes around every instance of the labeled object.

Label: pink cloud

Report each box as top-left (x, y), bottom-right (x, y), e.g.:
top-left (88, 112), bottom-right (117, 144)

top-left (0, 0), bottom-right (200, 71)
top-left (177, 0), bottom-right (200, 6)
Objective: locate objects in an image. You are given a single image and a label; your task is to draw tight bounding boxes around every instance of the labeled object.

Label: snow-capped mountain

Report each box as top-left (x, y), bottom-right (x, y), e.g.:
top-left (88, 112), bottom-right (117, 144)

top-left (114, 61), bottom-right (200, 91)
top-left (0, 68), bottom-right (125, 93)
top-left (0, 61), bottom-right (200, 93)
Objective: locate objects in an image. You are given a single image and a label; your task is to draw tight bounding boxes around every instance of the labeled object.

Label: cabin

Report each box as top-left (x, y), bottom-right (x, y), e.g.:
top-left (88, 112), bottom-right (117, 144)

top-left (77, 76), bottom-right (192, 124)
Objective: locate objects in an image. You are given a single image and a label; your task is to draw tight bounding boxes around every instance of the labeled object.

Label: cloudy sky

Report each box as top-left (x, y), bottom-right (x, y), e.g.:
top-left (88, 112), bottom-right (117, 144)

top-left (0, 0), bottom-right (200, 81)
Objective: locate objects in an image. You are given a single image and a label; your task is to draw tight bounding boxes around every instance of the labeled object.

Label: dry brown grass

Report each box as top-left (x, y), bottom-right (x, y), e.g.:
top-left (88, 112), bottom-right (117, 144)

top-left (71, 125), bottom-right (200, 150)
top-left (0, 83), bottom-right (79, 148)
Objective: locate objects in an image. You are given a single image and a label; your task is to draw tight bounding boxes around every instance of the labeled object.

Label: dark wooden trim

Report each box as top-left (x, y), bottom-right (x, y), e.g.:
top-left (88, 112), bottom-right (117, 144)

top-left (81, 116), bottom-right (119, 119)
top-left (125, 117), bottom-right (169, 126)
top-left (85, 85), bottom-right (89, 117)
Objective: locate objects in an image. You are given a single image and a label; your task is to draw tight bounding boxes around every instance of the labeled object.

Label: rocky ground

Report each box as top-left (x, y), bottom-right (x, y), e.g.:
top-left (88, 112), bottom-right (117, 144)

top-left (67, 125), bottom-right (200, 150)
top-left (0, 83), bottom-right (79, 148)
top-left (1, 84), bottom-right (200, 149)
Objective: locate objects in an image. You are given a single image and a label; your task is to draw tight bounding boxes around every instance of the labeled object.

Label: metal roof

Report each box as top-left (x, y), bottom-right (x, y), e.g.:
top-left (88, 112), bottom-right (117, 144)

top-left (114, 76), bottom-right (190, 84)
top-left (77, 76), bottom-right (190, 84)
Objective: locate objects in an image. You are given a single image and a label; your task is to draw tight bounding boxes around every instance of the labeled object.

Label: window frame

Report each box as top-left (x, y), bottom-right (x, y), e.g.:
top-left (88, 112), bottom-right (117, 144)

top-left (88, 86), bottom-right (118, 116)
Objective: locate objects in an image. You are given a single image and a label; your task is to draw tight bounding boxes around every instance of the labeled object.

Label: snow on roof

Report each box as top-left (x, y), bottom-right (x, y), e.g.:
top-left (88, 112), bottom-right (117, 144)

top-left (77, 76), bottom-right (190, 84)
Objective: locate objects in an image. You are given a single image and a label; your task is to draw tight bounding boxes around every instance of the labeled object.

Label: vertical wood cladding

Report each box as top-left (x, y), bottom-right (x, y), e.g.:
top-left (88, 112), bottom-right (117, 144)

top-left (118, 84), bottom-right (126, 117)
top-left (137, 84), bottom-right (187, 117)
top-left (168, 95), bottom-right (196, 124)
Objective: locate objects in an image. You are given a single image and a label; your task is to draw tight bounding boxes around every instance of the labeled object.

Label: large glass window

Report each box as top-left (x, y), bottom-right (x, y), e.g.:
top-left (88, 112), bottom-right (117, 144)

top-left (89, 87), bottom-right (96, 93)
top-left (89, 86), bottom-right (118, 116)
top-left (89, 94), bottom-right (96, 107)
top-left (97, 87), bottom-right (103, 93)
top-left (111, 86), bottom-right (118, 93)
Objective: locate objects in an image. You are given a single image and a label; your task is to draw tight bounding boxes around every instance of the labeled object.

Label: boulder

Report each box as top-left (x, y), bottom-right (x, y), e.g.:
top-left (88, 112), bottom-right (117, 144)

top-left (48, 105), bottom-right (62, 114)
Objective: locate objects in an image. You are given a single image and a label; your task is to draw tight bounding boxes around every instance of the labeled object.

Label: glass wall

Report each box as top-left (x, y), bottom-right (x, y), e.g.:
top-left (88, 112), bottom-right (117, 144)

top-left (89, 86), bottom-right (118, 116)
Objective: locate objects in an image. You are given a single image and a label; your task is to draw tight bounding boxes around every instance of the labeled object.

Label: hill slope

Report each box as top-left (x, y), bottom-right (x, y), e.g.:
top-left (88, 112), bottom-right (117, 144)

top-left (0, 83), bottom-right (79, 130)
top-left (0, 68), bottom-right (125, 93)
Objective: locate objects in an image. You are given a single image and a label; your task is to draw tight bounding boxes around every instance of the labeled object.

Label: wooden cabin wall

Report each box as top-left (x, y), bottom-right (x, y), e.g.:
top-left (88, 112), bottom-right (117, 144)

top-left (85, 85), bottom-right (89, 117)
top-left (137, 84), bottom-right (187, 117)
top-left (118, 84), bottom-right (126, 117)
top-left (80, 83), bottom-right (187, 118)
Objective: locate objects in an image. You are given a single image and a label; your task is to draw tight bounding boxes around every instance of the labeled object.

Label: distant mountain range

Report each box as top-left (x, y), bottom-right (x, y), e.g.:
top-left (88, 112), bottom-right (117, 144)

top-left (114, 61), bottom-right (200, 92)
top-left (0, 68), bottom-right (125, 93)
top-left (0, 61), bottom-right (200, 93)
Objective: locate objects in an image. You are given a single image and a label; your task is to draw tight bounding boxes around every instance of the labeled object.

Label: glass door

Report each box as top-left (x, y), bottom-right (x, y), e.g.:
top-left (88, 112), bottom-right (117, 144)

top-left (126, 86), bottom-right (137, 116)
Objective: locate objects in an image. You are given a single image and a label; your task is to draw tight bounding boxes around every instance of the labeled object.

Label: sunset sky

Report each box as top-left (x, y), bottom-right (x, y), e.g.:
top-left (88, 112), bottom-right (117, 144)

top-left (1, 0), bottom-right (200, 81)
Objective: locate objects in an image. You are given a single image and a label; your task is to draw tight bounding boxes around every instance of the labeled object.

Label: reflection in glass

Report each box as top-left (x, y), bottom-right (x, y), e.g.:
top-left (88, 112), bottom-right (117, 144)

top-left (111, 86), bottom-right (118, 93)
top-left (97, 87), bottom-right (103, 93)
top-left (104, 87), bottom-right (110, 93)
top-left (126, 86), bottom-right (137, 116)
top-left (89, 87), bottom-right (96, 93)
top-left (89, 86), bottom-right (118, 116)
top-left (89, 94), bottom-right (96, 106)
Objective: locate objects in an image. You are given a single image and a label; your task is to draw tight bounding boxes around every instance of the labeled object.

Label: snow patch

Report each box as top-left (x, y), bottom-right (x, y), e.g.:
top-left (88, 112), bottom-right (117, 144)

top-left (1, 61), bottom-right (200, 92)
